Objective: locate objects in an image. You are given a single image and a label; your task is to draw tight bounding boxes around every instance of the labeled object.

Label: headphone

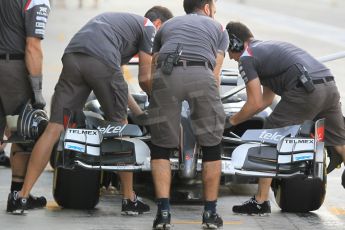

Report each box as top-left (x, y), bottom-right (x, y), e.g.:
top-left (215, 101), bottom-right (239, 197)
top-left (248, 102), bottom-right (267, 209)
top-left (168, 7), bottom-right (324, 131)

top-left (227, 29), bottom-right (244, 53)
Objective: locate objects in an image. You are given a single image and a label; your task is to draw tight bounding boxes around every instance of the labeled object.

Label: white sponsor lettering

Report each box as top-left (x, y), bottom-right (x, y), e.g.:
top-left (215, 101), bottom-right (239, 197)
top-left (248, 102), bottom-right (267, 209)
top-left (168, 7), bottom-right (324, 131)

top-left (36, 16), bottom-right (47, 22)
top-left (35, 29), bottom-right (45, 35)
top-left (67, 129), bottom-right (98, 135)
top-left (259, 130), bottom-right (284, 142)
top-left (284, 139), bottom-right (314, 144)
top-left (97, 124), bottom-right (126, 135)
top-left (35, 22), bottom-right (45, 28)
top-left (36, 6), bottom-right (48, 16)
top-left (39, 6), bottom-right (47, 13)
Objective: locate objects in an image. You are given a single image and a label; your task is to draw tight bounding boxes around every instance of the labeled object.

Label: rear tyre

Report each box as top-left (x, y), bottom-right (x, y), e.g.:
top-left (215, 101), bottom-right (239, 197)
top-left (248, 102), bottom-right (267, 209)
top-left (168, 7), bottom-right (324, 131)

top-left (53, 151), bottom-right (101, 209)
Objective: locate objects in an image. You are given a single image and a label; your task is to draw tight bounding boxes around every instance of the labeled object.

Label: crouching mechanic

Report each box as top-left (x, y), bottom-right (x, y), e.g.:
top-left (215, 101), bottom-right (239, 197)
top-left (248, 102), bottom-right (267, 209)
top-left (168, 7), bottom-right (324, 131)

top-left (148, 0), bottom-right (229, 229)
top-left (7, 6), bottom-right (173, 215)
top-left (1, 0), bottom-right (50, 212)
top-left (225, 21), bottom-right (345, 215)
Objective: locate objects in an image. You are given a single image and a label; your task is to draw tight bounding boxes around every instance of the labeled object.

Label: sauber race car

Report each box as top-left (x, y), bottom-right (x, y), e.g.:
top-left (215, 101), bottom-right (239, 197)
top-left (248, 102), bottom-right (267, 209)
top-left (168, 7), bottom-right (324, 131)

top-left (46, 69), bottom-right (327, 212)
top-left (5, 53), bottom-right (344, 212)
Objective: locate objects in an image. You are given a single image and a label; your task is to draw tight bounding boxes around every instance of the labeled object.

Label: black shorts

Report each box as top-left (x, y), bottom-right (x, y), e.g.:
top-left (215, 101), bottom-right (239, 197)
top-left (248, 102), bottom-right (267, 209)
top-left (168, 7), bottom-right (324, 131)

top-left (0, 59), bottom-right (33, 138)
top-left (149, 66), bottom-right (225, 148)
top-left (265, 81), bottom-right (345, 146)
top-left (50, 53), bottom-right (128, 124)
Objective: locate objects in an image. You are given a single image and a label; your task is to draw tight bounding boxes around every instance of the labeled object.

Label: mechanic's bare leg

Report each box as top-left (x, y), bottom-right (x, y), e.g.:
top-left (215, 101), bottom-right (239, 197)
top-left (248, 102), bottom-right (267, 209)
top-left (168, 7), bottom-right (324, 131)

top-left (119, 117), bottom-right (150, 214)
top-left (118, 118), bottom-right (136, 201)
top-left (10, 144), bottom-right (30, 187)
top-left (151, 158), bottom-right (171, 223)
top-left (118, 172), bottom-right (135, 200)
top-left (256, 178), bottom-right (272, 203)
top-left (151, 159), bottom-right (171, 198)
top-left (203, 160), bottom-right (221, 201)
top-left (19, 123), bottom-right (64, 198)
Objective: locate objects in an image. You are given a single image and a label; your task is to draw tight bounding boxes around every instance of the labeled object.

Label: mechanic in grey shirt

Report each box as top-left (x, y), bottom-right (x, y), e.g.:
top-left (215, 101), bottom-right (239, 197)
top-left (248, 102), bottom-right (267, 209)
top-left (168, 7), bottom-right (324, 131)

top-left (9, 6), bottom-right (173, 215)
top-left (148, 0), bottom-right (228, 229)
top-left (226, 21), bottom-right (345, 215)
top-left (1, 0), bottom-right (50, 213)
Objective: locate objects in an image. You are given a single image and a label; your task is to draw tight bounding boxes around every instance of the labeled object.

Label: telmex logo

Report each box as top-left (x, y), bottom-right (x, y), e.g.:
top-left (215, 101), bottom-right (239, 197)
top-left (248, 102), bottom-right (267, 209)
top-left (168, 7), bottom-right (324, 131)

top-left (68, 129), bottom-right (98, 135)
top-left (97, 125), bottom-right (126, 134)
top-left (259, 130), bottom-right (284, 142)
top-left (284, 139), bottom-right (314, 144)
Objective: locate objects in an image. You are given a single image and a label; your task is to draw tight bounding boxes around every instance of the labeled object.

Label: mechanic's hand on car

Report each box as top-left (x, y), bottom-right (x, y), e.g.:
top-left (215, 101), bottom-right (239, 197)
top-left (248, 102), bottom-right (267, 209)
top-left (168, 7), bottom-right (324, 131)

top-left (29, 75), bottom-right (46, 110)
top-left (132, 110), bottom-right (149, 126)
top-left (224, 113), bottom-right (233, 130)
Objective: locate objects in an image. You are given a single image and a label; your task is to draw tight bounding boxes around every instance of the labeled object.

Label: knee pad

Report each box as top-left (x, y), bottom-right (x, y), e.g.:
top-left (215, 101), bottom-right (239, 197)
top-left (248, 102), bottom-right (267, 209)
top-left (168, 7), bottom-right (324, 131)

top-left (150, 144), bottom-right (174, 160)
top-left (202, 143), bottom-right (222, 162)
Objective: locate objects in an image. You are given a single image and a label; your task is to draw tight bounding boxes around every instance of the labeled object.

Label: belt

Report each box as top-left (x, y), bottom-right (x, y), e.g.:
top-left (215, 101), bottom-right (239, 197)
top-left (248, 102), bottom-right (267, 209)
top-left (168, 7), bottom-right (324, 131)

top-left (296, 76), bottom-right (334, 88)
top-left (157, 60), bottom-right (213, 70)
top-left (0, 53), bottom-right (25, 60)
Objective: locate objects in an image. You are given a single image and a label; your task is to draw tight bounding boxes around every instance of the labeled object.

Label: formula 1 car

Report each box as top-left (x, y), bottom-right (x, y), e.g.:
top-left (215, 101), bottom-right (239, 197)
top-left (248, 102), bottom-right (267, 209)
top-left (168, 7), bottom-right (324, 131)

top-left (47, 69), bottom-right (327, 212)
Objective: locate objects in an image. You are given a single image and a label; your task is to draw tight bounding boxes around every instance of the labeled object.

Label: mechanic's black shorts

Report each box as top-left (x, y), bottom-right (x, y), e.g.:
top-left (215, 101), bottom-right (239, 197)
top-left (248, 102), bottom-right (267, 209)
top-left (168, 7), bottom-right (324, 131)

top-left (149, 66), bottom-right (225, 148)
top-left (0, 59), bottom-right (33, 138)
top-left (50, 53), bottom-right (128, 124)
top-left (265, 81), bottom-right (345, 146)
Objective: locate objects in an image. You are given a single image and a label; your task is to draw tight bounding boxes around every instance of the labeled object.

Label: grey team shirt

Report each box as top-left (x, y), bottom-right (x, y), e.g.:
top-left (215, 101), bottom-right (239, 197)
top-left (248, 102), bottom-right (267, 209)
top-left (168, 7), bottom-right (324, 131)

top-left (153, 13), bottom-right (229, 68)
top-left (0, 0), bottom-right (50, 54)
top-left (65, 13), bottom-right (156, 71)
top-left (239, 40), bottom-right (332, 95)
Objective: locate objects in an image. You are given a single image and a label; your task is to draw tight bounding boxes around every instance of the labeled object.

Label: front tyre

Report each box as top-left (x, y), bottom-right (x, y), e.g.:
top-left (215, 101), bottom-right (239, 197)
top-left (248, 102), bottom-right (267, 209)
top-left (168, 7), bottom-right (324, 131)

top-left (53, 151), bottom-right (101, 209)
top-left (273, 175), bottom-right (326, 212)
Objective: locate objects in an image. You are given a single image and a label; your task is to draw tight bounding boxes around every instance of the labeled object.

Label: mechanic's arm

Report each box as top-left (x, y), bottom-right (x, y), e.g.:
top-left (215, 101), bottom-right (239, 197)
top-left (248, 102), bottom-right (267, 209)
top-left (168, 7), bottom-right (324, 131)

top-left (120, 65), bottom-right (144, 116)
top-left (230, 78), bottom-right (275, 126)
top-left (213, 52), bottom-right (225, 87)
top-left (138, 51), bottom-right (153, 94)
top-left (25, 37), bottom-right (46, 109)
top-left (262, 86), bottom-right (276, 108)
top-left (128, 93), bottom-right (144, 116)
top-left (25, 37), bottom-right (43, 75)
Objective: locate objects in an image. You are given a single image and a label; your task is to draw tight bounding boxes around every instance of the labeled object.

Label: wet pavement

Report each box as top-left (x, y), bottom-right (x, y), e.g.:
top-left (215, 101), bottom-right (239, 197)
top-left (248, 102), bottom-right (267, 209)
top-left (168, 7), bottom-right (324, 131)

top-left (1, 0), bottom-right (345, 229)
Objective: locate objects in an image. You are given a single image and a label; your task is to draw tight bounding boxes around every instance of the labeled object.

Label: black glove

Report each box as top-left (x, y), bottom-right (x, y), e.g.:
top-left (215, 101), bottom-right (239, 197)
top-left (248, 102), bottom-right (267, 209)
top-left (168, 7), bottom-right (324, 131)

top-left (132, 111), bottom-right (149, 126)
top-left (29, 75), bottom-right (46, 109)
top-left (224, 114), bottom-right (233, 130)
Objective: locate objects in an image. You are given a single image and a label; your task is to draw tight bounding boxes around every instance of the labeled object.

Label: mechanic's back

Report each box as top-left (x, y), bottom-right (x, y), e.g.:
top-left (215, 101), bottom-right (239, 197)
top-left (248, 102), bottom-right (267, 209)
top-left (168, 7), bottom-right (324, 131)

top-left (155, 13), bottom-right (226, 68)
top-left (65, 12), bottom-right (155, 70)
top-left (239, 40), bottom-right (333, 95)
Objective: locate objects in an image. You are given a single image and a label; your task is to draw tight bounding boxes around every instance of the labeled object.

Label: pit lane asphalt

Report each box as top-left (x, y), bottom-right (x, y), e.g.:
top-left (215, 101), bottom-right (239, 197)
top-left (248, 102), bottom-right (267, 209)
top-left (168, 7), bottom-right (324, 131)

top-left (1, 0), bottom-right (345, 229)
top-left (1, 166), bottom-right (345, 230)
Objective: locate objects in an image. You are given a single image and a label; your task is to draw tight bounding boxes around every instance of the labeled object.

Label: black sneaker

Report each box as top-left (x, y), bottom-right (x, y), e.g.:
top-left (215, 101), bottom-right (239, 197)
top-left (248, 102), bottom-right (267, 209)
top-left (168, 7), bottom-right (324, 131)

top-left (27, 194), bottom-right (47, 209)
top-left (121, 195), bottom-right (150, 215)
top-left (202, 211), bottom-right (223, 229)
top-left (0, 150), bottom-right (10, 167)
top-left (6, 191), bottom-right (28, 215)
top-left (232, 197), bottom-right (271, 216)
top-left (152, 210), bottom-right (171, 230)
